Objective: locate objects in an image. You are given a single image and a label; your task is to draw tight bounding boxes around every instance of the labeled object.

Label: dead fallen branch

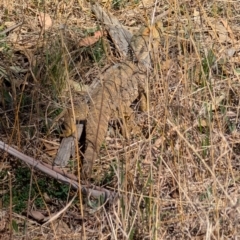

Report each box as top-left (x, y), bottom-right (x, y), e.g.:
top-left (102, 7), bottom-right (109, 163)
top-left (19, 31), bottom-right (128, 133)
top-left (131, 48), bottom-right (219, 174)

top-left (0, 140), bottom-right (118, 204)
top-left (91, 2), bottom-right (132, 57)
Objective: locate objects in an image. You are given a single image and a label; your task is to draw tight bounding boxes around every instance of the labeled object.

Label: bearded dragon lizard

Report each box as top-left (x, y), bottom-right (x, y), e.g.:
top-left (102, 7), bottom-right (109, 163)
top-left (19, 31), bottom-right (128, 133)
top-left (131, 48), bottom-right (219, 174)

top-left (61, 22), bottom-right (160, 178)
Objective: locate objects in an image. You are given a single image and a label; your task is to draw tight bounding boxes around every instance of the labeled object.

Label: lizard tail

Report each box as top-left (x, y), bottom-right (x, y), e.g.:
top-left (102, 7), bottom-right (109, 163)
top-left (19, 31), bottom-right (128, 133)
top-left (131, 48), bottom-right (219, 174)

top-left (82, 86), bottom-right (112, 178)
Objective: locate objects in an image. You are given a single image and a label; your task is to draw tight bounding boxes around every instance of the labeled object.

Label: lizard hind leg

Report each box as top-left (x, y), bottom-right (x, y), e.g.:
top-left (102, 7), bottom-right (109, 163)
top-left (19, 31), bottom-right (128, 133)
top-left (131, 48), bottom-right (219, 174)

top-left (118, 105), bottom-right (142, 139)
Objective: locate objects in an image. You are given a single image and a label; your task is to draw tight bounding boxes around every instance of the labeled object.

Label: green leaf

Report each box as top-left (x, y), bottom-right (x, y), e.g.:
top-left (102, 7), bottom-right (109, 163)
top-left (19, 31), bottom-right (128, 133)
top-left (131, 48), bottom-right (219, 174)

top-left (12, 220), bottom-right (18, 232)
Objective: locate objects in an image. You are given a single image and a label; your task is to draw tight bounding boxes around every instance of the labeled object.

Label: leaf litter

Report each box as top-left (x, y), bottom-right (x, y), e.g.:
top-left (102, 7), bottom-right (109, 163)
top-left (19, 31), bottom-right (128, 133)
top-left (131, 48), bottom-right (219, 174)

top-left (0, 0), bottom-right (240, 239)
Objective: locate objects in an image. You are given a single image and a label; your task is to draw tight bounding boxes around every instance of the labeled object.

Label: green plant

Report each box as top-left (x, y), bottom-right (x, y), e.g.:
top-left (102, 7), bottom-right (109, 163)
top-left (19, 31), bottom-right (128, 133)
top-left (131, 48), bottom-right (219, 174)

top-left (202, 49), bottom-right (216, 73)
top-left (112, 0), bottom-right (125, 9)
top-left (199, 186), bottom-right (213, 201)
top-left (89, 38), bottom-right (106, 64)
top-left (3, 166), bottom-right (70, 213)
top-left (0, 33), bottom-right (10, 52)
top-left (99, 161), bottom-right (117, 185)
top-left (40, 41), bottom-right (66, 97)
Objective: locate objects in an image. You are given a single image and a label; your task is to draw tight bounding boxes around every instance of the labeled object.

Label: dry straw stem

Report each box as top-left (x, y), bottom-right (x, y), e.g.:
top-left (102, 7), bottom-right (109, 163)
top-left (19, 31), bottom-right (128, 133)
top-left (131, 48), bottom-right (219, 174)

top-left (1, 0), bottom-right (240, 239)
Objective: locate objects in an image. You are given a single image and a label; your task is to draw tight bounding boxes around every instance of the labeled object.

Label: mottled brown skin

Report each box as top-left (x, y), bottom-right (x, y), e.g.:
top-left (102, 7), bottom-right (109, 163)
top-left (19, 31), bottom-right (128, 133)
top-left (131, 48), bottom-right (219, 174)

top-left (82, 62), bottom-right (146, 177)
top-left (61, 23), bottom-right (161, 178)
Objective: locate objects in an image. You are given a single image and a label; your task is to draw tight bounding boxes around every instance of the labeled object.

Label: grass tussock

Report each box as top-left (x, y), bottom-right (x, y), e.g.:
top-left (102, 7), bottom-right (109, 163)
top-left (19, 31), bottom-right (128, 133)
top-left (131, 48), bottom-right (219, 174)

top-left (0, 0), bottom-right (240, 239)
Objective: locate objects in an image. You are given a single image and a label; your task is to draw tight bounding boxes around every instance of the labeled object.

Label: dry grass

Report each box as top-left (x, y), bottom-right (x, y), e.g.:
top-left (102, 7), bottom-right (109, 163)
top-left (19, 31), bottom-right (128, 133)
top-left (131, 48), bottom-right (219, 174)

top-left (1, 0), bottom-right (240, 239)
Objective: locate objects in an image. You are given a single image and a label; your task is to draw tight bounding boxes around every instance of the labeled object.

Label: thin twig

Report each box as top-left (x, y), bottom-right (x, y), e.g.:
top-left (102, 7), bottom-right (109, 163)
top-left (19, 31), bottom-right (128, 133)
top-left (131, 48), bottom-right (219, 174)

top-left (0, 21), bottom-right (24, 35)
top-left (0, 140), bottom-right (118, 204)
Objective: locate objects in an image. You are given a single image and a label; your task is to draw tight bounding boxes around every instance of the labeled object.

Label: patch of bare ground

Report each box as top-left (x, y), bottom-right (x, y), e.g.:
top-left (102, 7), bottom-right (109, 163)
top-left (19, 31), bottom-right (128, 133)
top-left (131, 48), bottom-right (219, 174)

top-left (1, 0), bottom-right (240, 239)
